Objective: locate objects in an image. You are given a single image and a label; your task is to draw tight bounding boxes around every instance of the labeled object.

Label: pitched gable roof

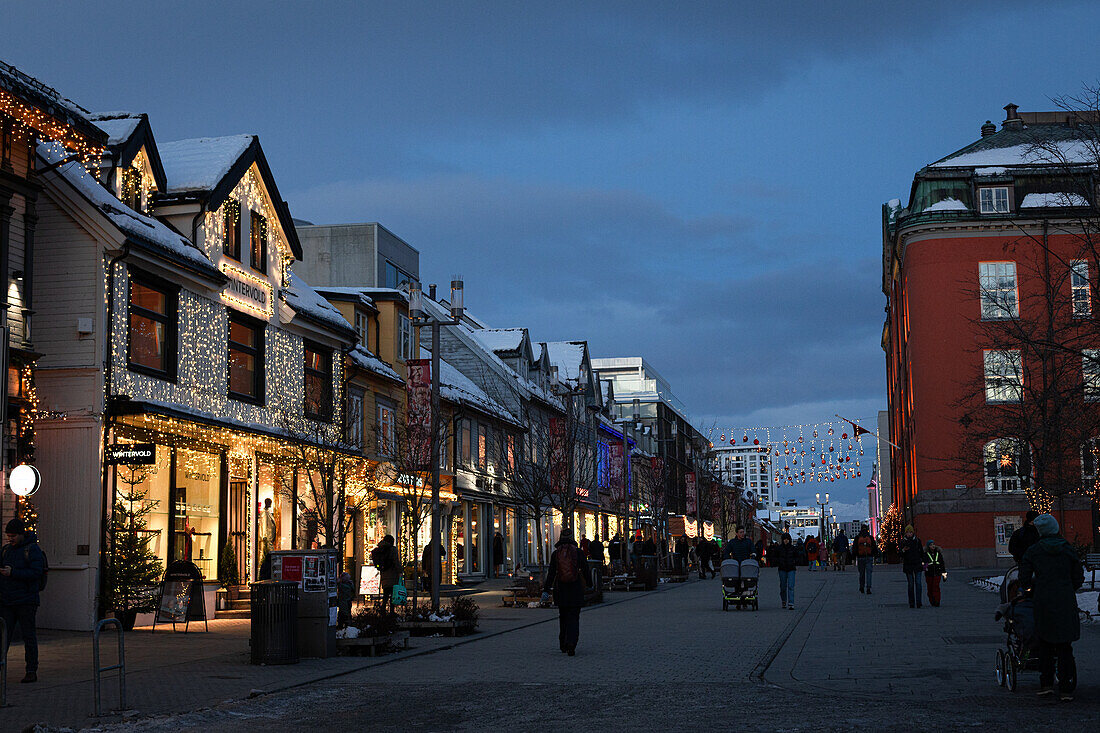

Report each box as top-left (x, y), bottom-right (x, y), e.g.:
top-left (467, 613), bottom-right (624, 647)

top-left (157, 134), bottom-right (302, 259)
top-left (473, 328), bottom-right (527, 354)
top-left (90, 112), bottom-right (167, 191)
top-left (543, 341), bottom-right (588, 383)
top-left (0, 59), bottom-right (106, 148)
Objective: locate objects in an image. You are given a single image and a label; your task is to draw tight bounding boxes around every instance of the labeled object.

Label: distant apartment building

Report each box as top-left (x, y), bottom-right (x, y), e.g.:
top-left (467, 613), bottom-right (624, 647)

top-left (294, 221), bottom-right (419, 290)
top-left (712, 443), bottom-right (777, 510)
top-left (777, 504), bottom-right (824, 540)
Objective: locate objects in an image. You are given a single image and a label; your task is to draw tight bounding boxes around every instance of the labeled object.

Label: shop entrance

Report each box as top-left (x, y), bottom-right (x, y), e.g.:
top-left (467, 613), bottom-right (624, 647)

top-left (228, 479), bottom-right (249, 585)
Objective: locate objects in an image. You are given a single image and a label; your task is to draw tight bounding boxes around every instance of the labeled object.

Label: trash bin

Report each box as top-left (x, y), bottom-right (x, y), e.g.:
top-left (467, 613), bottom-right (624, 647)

top-left (635, 555), bottom-right (658, 590)
top-left (250, 581), bottom-right (299, 665)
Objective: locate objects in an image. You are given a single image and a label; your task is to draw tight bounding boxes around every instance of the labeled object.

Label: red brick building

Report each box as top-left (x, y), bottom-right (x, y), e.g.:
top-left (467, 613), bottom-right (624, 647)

top-left (883, 104), bottom-right (1098, 567)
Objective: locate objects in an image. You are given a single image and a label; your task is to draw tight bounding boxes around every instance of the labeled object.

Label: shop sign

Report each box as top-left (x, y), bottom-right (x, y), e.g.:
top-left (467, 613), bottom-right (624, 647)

top-left (107, 443), bottom-right (156, 465)
top-left (685, 472), bottom-right (697, 515)
top-left (221, 263), bottom-right (273, 319)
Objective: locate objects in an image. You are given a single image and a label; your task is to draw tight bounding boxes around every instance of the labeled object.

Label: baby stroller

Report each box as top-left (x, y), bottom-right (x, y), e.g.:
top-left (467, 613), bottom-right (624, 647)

top-left (994, 567), bottom-right (1045, 692)
top-left (721, 558), bottom-right (760, 611)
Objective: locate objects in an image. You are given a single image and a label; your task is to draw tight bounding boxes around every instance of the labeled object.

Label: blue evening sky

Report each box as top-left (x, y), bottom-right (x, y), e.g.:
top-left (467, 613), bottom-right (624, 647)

top-left (4, 1), bottom-right (1096, 517)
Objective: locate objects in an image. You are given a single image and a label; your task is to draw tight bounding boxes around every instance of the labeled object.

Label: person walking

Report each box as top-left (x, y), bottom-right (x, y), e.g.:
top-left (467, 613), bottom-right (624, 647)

top-left (805, 535), bottom-right (820, 571)
top-left (900, 525), bottom-right (925, 608)
top-left (1020, 514), bottom-right (1084, 701)
top-left (371, 534), bottom-right (401, 612)
top-left (0, 518), bottom-right (45, 683)
top-left (854, 525), bottom-right (877, 594)
top-left (542, 529), bottom-right (588, 656)
top-left (674, 534), bottom-right (689, 573)
top-left (775, 532), bottom-right (798, 610)
top-left (924, 540), bottom-right (946, 607)
top-left (421, 537), bottom-right (446, 591)
top-left (589, 535), bottom-right (605, 567)
top-left (754, 538), bottom-right (765, 563)
top-left (1009, 510), bottom-right (1041, 565)
top-left (608, 533), bottom-right (624, 575)
top-left (492, 530), bottom-right (505, 578)
top-left (724, 527), bottom-right (755, 562)
top-left (832, 530), bottom-right (850, 571)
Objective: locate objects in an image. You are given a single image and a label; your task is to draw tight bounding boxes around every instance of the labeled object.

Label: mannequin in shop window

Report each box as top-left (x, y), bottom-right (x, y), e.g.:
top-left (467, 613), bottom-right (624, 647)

top-left (259, 499), bottom-right (276, 553)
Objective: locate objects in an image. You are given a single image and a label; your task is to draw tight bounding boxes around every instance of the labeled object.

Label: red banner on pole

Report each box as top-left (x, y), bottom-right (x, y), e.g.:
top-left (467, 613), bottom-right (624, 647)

top-left (406, 359), bottom-right (431, 464)
top-left (685, 472), bottom-right (697, 516)
top-left (549, 417), bottom-right (566, 495)
top-left (610, 443), bottom-right (625, 502)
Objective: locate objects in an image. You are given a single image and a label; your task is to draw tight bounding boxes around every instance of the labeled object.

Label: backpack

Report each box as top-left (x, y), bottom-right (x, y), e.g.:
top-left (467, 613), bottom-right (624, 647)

top-left (856, 536), bottom-right (874, 557)
top-left (25, 545), bottom-right (48, 591)
top-left (556, 545), bottom-right (579, 583)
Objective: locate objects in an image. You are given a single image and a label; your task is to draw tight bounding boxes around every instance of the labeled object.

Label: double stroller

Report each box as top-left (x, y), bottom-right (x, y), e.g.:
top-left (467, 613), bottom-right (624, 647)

top-left (721, 558), bottom-right (759, 611)
top-left (993, 566), bottom-right (1074, 691)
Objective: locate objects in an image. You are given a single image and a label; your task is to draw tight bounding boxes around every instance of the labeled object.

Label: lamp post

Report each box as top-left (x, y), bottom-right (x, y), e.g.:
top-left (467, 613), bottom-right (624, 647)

top-left (409, 279), bottom-right (465, 613)
top-left (816, 492), bottom-right (830, 555)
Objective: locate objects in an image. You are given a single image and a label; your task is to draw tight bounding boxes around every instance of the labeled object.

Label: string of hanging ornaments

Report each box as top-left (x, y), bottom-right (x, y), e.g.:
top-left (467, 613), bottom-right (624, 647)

top-left (709, 417), bottom-right (874, 487)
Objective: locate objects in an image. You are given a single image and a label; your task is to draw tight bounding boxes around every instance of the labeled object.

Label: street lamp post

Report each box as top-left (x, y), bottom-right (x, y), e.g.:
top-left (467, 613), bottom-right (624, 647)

top-left (409, 279), bottom-right (465, 613)
top-left (816, 492), bottom-right (830, 561)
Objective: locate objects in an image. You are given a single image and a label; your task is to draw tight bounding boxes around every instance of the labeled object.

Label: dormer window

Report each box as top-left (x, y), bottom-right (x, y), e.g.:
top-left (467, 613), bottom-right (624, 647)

top-left (979, 187), bottom-right (1010, 214)
top-left (223, 199), bottom-right (242, 260)
top-left (121, 166), bottom-right (143, 212)
top-left (250, 210), bottom-right (267, 274)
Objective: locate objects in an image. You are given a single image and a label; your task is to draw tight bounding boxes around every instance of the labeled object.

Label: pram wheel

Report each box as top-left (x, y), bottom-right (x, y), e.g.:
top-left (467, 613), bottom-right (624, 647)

top-left (1006, 656), bottom-right (1018, 692)
top-left (996, 650), bottom-right (1006, 687)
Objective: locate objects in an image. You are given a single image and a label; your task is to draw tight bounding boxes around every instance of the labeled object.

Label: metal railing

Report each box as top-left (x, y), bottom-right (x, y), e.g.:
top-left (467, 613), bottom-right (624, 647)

top-left (92, 618), bottom-right (126, 716)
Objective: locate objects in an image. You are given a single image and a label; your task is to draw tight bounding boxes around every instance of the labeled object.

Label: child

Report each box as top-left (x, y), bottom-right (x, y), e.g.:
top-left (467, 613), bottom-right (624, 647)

top-left (924, 540), bottom-right (946, 607)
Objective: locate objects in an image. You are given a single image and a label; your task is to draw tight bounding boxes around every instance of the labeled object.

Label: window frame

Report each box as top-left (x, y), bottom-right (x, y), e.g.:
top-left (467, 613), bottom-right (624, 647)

top-left (377, 400), bottom-right (396, 456)
top-left (127, 271), bottom-right (179, 381)
top-left (249, 210), bottom-right (268, 274)
top-left (983, 349), bottom-right (1023, 403)
top-left (978, 261), bottom-right (1019, 320)
top-left (227, 309), bottom-right (265, 404)
top-left (223, 199), bottom-right (242, 261)
top-left (978, 186), bottom-right (1011, 214)
top-left (983, 438), bottom-right (1027, 494)
top-left (397, 313), bottom-right (413, 362)
top-left (346, 387), bottom-right (365, 448)
top-left (1085, 349), bottom-right (1100, 401)
top-left (1072, 260), bottom-right (1092, 318)
top-left (460, 419), bottom-right (472, 465)
top-left (303, 341), bottom-right (334, 421)
top-left (354, 310), bottom-right (368, 348)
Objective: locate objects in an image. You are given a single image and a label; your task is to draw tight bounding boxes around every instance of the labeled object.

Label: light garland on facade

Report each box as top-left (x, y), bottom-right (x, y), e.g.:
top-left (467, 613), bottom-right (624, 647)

top-left (0, 86), bottom-right (104, 169)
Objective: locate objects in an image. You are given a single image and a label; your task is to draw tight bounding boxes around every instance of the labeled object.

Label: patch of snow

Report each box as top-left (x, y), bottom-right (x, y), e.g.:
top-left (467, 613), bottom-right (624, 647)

top-left (543, 341), bottom-right (586, 382)
top-left (39, 141), bottom-right (216, 273)
top-left (473, 328), bottom-right (526, 354)
top-left (1020, 192), bottom-right (1088, 208)
top-left (973, 167), bottom-right (1008, 176)
top-left (931, 140), bottom-right (1094, 168)
top-left (421, 347), bottom-right (522, 425)
top-left (1078, 590), bottom-right (1098, 621)
top-left (349, 345), bottom-right (402, 384)
top-left (336, 626), bottom-right (359, 639)
top-left (283, 272), bottom-right (354, 333)
top-left (159, 135), bottom-right (254, 193)
top-left (90, 112), bottom-right (142, 146)
top-left (925, 197), bottom-right (968, 212)
top-left (972, 575), bottom-right (1004, 593)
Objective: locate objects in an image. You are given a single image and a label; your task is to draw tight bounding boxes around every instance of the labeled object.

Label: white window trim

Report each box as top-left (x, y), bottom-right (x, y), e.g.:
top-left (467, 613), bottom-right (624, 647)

top-left (984, 349), bottom-right (1022, 403)
top-left (978, 261), bottom-right (1019, 320)
top-left (979, 186), bottom-right (1010, 214)
top-left (1072, 260), bottom-right (1092, 318)
top-left (1085, 349), bottom-right (1100, 401)
top-left (397, 313), bottom-right (413, 362)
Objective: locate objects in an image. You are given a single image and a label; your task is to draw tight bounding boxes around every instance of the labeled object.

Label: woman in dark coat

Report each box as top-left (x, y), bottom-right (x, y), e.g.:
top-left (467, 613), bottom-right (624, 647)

top-left (492, 531), bottom-right (505, 578)
top-left (1019, 514), bottom-right (1084, 699)
top-left (542, 530), bottom-right (588, 655)
top-left (775, 533), bottom-right (798, 609)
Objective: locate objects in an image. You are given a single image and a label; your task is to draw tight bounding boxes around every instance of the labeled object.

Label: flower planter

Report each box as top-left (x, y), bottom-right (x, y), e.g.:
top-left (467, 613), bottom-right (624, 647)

top-left (335, 630), bottom-right (410, 656)
top-left (399, 619), bottom-right (477, 637)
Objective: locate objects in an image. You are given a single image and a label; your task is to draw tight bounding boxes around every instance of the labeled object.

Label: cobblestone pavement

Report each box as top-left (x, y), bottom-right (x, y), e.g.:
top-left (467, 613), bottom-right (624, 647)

top-left (80, 567), bottom-right (1100, 732)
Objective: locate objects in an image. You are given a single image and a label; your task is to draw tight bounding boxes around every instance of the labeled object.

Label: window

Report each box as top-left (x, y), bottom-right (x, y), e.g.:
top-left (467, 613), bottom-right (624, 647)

top-left (228, 312), bottom-right (264, 402)
top-left (597, 441), bottom-right (610, 489)
top-left (978, 262), bottom-right (1018, 319)
top-left (460, 419), bottom-right (471, 465)
top-left (397, 313), bottom-right (413, 361)
top-left (478, 424), bottom-right (488, 470)
top-left (979, 186), bottom-right (1010, 214)
top-left (346, 388), bottom-right (364, 448)
top-left (377, 402), bottom-right (395, 455)
top-left (1072, 260), bottom-right (1091, 317)
top-left (1085, 350), bottom-right (1100, 401)
top-left (354, 311), bottom-right (368, 347)
top-left (984, 438), bottom-right (1027, 493)
top-left (249, 211), bottom-right (267, 274)
top-left (223, 199), bottom-right (242, 260)
top-left (128, 275), bottom-right (177, 379)
top-left (385, 261), bottom-right (413, 290)
top-left (984, 349), bottom-right (1022, 402)
top-left (303, 342), bottom-right (333, 419)
top-left (1082, 437), bottom-right (1100, 480)
top-left (506, 434), bottom-right (516, 472)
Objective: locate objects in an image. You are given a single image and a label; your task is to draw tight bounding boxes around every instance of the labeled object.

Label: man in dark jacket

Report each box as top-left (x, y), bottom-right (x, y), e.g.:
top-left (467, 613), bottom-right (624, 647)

top-left (1020, 514), bottom-right (1084, 700)
top-left (775, 533), bottom-right (798, 609)
top-left (372, 535), bottom-right (401, 612)
top-left (832, 531), bottom-right (850, 571)
top-left (696, 537), bottom-right (714, 578)
top-left (0, 518), bottom-right (45, 683)
top-left (542, 530), bottom-right (588, 655)
top-left (853, 526), bottom-right (877, 594)
top-left (1009, 510), bottom-right (1041, 565)
top-left (900, 525), bottom-right (926, 608)
top-left (607, 534), bottom-right (624, 574)
top-left (588, 535), bottom-right (606, 567)
top-left (724, 527), bottom-right (755, 562)
top-left (674, 534), bottom-right (689, 573)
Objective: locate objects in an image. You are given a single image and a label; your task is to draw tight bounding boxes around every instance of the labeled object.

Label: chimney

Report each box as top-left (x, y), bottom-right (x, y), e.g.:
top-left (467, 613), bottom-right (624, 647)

top-left (980, 120), bottom-right (997, 137)
top-left (1003, 103), bottom-right (1022, 128)
top-left (429, 283), bottom-right (437, 300)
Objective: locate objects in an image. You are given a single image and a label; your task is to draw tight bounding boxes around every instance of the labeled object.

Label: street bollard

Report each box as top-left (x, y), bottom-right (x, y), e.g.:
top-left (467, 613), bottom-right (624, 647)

top-left (93, 618), bottom-right (126, 716)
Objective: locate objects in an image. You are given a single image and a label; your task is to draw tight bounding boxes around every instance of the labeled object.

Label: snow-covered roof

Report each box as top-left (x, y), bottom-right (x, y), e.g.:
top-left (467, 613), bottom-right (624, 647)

top-left (543, 341), bottom-right (586, 382)
top-left (39, 141), bottom-right (218, 275)
top-left (349, 345), bottom-right (402, 384)
top-left (1020, 192), bottom-right (1089, 208)
top-left (473, 328), bottom-right (526, 354)
top-left (159, 135), bottom-right (254, 193)
top-left (314, 287), bottom-right (376, 310)
top-left (90, 112), bottom-right (142, 146)
top-left (421, 347), bottom-right (521, 426)
top-left (283, 272), bottom-right (355, 335)
top-left (924, 198), bottom-right (968, 212)
top-left (0, 60), bottom-right (105, 144)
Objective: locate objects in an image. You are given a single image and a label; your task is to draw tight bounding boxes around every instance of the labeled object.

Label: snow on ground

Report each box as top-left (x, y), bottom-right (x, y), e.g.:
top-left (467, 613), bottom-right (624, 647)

top-left (973, 575), bottom-right (1100, 620)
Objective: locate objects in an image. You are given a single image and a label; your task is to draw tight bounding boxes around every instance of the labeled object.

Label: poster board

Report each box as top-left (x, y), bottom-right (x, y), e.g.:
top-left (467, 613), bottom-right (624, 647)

top-left (359, 565), bottom-right (381, 596)
top-left (153, 560), bottom-right (208, 632)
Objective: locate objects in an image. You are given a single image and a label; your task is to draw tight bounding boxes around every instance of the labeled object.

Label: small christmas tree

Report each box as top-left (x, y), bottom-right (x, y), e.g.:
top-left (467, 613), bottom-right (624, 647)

top-left (218, 540), bottom-right (240, 588)
top-left (879, 503), bottom-right (902, 557)
top-left (104, 464), bottom-right (164, 613)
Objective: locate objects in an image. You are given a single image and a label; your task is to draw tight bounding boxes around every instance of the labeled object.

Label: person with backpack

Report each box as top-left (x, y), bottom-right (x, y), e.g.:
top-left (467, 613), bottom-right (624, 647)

top-left (900, 525), bottom-right (926, 608)
top-left (854, 525), bottom-right (877, 594)
top-left (542, 529), bottom-right (588, 655)
top-left (0, 517), bottom-right (46, 683)
top-left (832, 530), bottom-right (850, 571)
top-left (805, 535), bottom-right (820, 571)
top-left (372, 535), bottom-right (400, 612)
top-left (923, 540), bottom-right (946, 607)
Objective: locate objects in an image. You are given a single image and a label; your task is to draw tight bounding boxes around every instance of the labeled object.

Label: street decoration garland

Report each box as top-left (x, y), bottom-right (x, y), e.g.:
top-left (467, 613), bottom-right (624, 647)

top-left (709, 417), bottom-right (874, 487)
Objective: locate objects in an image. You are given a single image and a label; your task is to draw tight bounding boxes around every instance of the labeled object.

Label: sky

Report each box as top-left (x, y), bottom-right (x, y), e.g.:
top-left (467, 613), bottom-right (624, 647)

top-left (5, 0), bottom-right (1099, 518)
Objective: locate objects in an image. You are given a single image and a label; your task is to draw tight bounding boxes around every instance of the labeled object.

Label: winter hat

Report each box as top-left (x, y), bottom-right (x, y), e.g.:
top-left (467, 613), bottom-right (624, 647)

top-left (926, 540), bottom-right (935, 547)
top-left (904, 524), bottom-right (915, 534)
top-left (559, 529), bottom-right (574, 542)
top-left (4, 518), bottom-right (25, 534)
top-left (1025, 510), bottom-right (1040, 523)
top-left (1033, 513), bottom-right (1059, 537)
